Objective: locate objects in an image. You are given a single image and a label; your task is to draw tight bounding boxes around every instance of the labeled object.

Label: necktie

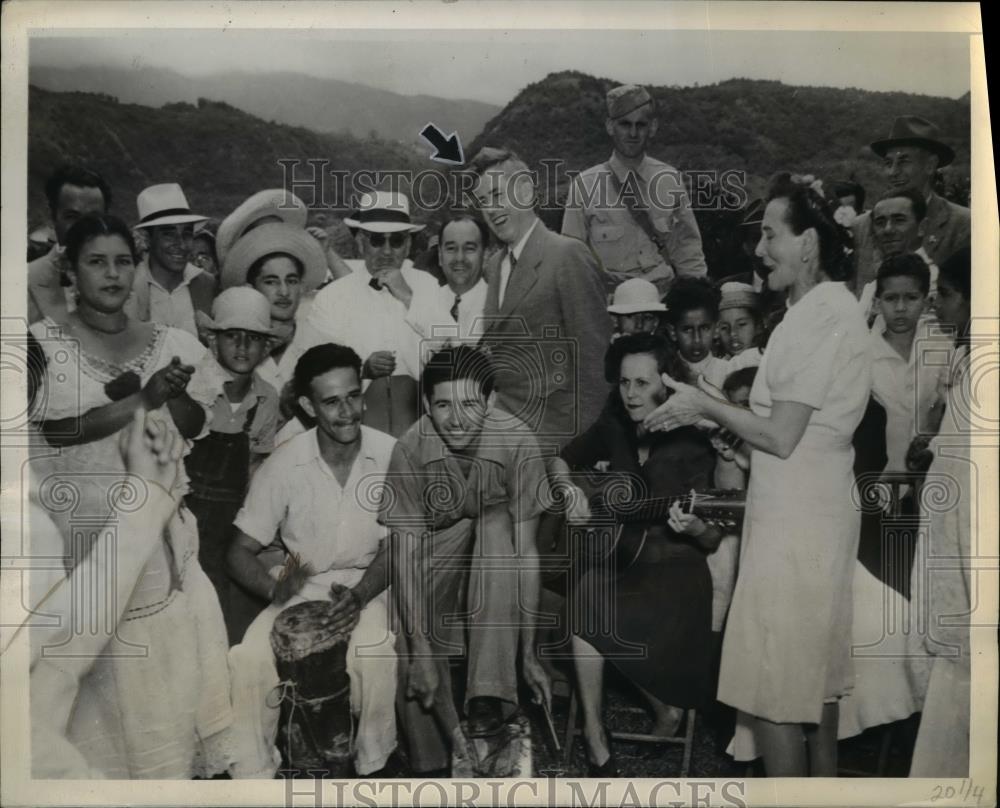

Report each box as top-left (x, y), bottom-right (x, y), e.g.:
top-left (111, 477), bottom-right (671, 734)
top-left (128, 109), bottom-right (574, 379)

top-left (500, 250), bottom-right (516, 307)
top-left (450, 293), bottom-right (461, 322)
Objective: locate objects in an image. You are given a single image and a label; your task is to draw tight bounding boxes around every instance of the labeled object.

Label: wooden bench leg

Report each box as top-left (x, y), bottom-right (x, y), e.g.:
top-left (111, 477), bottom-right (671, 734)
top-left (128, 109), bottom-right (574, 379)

top-left (680, 709), bottom-right (696, 777)
top-left (563, 687), bottom-right (579, 767)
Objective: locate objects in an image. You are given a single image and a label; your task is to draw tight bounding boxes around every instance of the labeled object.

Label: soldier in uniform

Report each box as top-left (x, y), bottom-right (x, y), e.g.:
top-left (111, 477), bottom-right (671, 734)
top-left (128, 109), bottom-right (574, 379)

top-left (850, 116), bottom-right (970, 295)
top-left (562, 84), bottom-right (707, 296)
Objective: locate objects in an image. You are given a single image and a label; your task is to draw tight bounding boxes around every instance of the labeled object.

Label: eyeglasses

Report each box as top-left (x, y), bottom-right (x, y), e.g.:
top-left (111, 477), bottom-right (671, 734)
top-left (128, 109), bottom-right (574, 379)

top-left (365, 231), bottom-right (409, 249)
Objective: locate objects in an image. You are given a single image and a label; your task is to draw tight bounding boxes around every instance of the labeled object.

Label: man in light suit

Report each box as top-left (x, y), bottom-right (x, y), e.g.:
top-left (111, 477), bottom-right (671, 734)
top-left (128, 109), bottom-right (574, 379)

top-left (469, 147), bottom-right (611, 449)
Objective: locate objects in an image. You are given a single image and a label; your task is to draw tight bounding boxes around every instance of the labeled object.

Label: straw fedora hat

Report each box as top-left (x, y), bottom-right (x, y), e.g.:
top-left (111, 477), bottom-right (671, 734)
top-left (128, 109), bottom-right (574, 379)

top-left (216, 189), bottom-right (310, 262)
top-left (220, 223), bottom-right (327, 292)
top-left (133, 183), bottom-right (208, 229)
top-left (344, 190), bottom-right (425, 234)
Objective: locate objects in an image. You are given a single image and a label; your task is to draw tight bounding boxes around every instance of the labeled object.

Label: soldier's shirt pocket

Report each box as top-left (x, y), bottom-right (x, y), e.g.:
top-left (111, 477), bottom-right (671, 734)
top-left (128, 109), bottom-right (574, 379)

top-left (592, 224), bottom-right (625, 243)
top-left (652, 212), bottom-right (676, 234)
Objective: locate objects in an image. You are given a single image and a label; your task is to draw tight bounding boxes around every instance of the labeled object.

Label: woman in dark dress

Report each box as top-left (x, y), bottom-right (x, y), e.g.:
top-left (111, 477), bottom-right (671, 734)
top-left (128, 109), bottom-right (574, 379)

top-left (550, 333), bottom-right (721, 775)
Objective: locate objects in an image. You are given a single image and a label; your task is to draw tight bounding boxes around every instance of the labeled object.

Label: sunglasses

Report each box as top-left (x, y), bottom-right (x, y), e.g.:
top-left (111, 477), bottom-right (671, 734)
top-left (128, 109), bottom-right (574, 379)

top-left (365, 231), bottom-right (409, 249)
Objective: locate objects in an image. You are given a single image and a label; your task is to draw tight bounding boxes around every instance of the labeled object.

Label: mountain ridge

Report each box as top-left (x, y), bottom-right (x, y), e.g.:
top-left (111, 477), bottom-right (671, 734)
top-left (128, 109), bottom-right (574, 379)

top-left (29, 64), bottom-right (501, 146)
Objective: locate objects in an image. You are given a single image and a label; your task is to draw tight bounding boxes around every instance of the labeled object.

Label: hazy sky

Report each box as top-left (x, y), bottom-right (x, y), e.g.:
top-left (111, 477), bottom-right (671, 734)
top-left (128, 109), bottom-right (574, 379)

top-left (31, 29), bottom-right (971, 105)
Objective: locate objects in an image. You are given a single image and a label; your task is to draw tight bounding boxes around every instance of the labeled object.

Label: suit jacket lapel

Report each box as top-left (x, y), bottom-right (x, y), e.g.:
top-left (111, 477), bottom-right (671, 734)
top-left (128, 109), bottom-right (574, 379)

top-left (922, 193), bottom-right (949, 254)
top-left (499, 222), bottom-right (544, 315)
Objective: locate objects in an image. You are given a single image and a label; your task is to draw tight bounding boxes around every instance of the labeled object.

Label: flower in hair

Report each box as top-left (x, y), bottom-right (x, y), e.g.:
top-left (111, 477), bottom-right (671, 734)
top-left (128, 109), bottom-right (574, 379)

top-left (790, 173), bottom-right (825, 199)
top-left (833, 205), bottom-right (857, 229)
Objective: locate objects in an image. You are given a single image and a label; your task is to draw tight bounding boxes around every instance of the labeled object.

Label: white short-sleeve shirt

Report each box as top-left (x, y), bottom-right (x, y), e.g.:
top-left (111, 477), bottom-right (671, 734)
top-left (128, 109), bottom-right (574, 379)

top-left (234, 425), bottom-right (396, 572)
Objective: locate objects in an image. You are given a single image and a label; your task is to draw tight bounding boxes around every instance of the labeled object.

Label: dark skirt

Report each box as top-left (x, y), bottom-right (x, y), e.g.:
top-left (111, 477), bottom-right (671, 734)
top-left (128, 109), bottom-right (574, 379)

top-left (568, 541), bottom-right (713, 709)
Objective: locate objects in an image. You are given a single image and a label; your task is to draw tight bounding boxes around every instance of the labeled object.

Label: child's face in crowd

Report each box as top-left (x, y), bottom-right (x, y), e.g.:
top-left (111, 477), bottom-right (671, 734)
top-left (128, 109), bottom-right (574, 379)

top-left (716, 307), bottom-right (758, 356)
top-left (932, 276), bottom-right (970, 333)
top-left (619, 352), bottom-right (668, 423)
top-left (877, 275), bottom-right (926, 336)
top-left (251, 255), bottom-right (303, 323)
top-left (726, 384), bottom-right (752, 408)
top-left (428, 377), bottom-right (492, 452)
top-left (616, 311), bottom-right (660, 336)
top-left (215, 329), bottom-right (269, 375)
top-left (668, 308), bottom-right (715, 363)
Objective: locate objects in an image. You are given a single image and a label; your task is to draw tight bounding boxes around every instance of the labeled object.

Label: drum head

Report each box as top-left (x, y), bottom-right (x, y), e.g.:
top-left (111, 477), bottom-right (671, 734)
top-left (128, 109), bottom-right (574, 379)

top-left (270, 600), bottom-right (350, 663)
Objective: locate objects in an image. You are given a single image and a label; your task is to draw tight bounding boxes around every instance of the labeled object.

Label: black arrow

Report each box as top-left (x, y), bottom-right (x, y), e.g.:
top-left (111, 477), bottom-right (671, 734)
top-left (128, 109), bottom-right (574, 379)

top-left (420, 123), bottom-right (465, 165)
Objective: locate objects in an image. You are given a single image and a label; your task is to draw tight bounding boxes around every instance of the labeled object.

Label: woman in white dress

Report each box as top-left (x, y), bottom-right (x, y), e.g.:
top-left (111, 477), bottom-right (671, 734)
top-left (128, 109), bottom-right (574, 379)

top-left (29, 213), bottom-right (233, 778)
top-left (906, 246), bottom-right (973, 776)
top-left (645, 173), bottom-right (872, 776)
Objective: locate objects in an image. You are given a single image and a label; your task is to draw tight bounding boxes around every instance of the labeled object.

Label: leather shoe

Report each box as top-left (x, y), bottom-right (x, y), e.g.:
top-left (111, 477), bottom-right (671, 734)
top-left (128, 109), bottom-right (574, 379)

top-left (466, 696), bottom-right (505, 738)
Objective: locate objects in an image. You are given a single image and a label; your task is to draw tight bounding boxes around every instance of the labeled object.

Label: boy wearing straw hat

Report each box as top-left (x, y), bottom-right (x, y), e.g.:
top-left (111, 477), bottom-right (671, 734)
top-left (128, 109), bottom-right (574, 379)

top-left (606, 277), bottom-right (666, 339)
top-left (184, 287), bottom-right (281, 643)
top-left (218, 221), bottom-right (328, 396)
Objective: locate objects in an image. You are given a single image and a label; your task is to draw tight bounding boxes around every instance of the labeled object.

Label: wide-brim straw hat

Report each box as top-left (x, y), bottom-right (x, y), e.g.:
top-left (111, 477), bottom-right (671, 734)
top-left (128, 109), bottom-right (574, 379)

top-left (216, 189), bottom-right (310, 262)
top-left (220, 223), bottom-right (327, 292)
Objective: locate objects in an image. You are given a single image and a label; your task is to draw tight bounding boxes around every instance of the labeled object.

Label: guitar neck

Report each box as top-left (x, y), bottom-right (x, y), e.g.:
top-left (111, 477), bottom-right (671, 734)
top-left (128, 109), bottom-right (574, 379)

top-left (591, 490), bottom-right (745, 525)
top-left (592, 493), bottom-right (690, 523)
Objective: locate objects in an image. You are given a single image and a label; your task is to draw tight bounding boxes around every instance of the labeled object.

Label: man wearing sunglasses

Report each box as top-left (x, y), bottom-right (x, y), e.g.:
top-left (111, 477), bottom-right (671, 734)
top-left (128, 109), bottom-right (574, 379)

top-left (284, 190), bottom-right (453, 436)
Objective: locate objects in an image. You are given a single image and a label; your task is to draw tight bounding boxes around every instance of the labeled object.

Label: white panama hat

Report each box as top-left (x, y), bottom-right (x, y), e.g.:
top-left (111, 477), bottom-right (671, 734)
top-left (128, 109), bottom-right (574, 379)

top-left (343, 190), bottom-right (425, 234)
top-left (134, 183), bottom-right (208, 229)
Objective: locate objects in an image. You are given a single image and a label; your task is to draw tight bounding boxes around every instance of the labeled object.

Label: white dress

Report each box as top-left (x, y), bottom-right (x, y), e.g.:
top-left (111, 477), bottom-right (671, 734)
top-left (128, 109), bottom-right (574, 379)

top-left (908, 345), bottom-right (972, 775)
top-left (28, 318), bottom-right (233, 778)
top-left (717, 282), bottom-right (872, 725)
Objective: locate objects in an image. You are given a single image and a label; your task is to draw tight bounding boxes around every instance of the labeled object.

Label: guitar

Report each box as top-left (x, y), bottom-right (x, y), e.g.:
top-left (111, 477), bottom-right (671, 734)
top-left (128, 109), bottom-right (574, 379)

top-left (539, 472), bottom-right (746, 581)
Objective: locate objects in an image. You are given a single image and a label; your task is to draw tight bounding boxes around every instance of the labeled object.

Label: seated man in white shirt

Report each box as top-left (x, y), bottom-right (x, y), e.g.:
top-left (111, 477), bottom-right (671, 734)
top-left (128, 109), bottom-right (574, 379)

top-left (283, 191), bottom-right (453, 436)
top-left (126, 183), bottom-right (215, 337)
top-left (435, 214), bottom-right (489, 342)
top-left (226, 343), bottom-right (398, 778)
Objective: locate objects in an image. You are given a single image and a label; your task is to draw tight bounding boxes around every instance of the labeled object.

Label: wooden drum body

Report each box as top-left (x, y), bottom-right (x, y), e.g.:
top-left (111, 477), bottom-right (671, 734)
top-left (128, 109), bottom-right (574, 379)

top-left (270, 601), bottom-right (353, 775)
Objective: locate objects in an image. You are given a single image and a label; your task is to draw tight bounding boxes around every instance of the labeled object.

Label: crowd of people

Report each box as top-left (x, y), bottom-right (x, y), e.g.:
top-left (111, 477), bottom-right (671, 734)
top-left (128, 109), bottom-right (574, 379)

top-left (18, 82), bottom-right (974, 780)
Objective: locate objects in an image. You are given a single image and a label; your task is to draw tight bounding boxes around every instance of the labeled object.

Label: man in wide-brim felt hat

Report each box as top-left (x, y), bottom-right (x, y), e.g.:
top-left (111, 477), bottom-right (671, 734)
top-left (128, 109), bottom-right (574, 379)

top-left (849, 115), bottom-right (970, 295)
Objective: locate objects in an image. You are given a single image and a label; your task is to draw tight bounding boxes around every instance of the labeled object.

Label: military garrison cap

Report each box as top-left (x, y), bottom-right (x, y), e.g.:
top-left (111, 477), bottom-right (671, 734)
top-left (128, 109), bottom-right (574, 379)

top-left (606, 84), bottom-right (654, 119)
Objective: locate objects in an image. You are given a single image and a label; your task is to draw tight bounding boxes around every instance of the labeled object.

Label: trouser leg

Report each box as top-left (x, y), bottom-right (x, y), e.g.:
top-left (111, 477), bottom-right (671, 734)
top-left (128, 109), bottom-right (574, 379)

top-left (227, 604), bottom-right (283, 778)
top-left (346, 594), bottom-right (398, 775)
top-left (466, 504), bottom-right (520, 709)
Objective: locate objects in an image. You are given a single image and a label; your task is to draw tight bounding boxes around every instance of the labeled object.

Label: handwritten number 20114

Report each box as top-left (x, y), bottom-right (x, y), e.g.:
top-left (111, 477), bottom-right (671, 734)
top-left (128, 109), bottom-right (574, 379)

top-left (930, 780), bottom-right (984, 805)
